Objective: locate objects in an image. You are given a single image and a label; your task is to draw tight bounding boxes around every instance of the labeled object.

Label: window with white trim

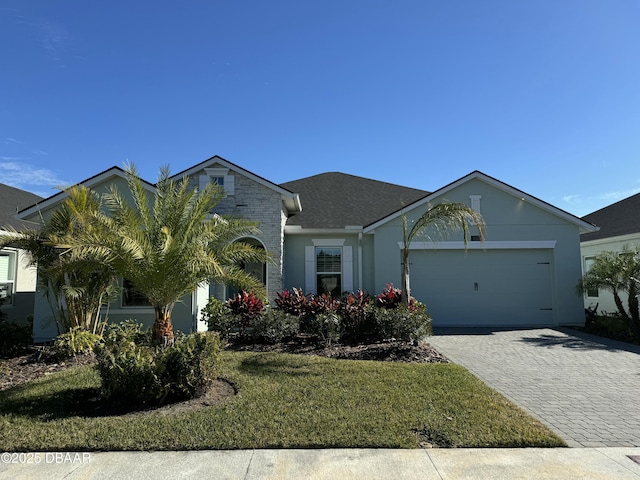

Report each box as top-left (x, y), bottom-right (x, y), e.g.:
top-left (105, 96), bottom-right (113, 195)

top-left (305, 242), bottom-right (353, 295)
top-left (199, 167), bottom-right (234, 197)
top-left (583, 256), bottom-right (598, 298)
top-left (316, 247), bottom-right (342, 296)
top-left (0, 250), bottom-right (16, 304)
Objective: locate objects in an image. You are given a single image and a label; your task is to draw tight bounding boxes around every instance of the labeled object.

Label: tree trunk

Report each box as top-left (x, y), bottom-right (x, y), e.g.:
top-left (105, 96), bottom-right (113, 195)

top-left (612, 289), bottom-right (629, 320)
top-left (152, 307), bottom-right (174, 345)
top-left (627, 281), bottom-right (640, 335)
top-left (401, 250), bottom-right (411, 306)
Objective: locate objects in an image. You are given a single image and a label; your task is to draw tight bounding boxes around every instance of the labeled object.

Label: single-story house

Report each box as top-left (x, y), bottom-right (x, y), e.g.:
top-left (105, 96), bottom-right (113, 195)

top-left (0, 183), bottom-right (43, 325)
top-left (16, 156), bottom-right (597, 342)
top-left (580, 192), bottom-right (640, 315)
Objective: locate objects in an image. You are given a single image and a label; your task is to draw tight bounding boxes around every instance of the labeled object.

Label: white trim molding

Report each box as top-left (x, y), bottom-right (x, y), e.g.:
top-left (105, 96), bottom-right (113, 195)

top-left (312, 238), bottom-right (346, 246)
top-left (399, 240), bottom-right (557, 250)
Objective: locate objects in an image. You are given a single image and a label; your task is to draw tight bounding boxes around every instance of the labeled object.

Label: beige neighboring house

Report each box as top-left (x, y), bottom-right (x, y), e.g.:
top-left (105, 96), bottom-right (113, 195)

top-left (580, 192), bottom-right (640, 315)
top-left (0, 183), bottom-right (43, 325)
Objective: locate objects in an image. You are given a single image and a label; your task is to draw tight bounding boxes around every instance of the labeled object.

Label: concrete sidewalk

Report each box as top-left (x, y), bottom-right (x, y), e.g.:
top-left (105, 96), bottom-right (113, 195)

top-left (2, 448), bottom-right (640, 479)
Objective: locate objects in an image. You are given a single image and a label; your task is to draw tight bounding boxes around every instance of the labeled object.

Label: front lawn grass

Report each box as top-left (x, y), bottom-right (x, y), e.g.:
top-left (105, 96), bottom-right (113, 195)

top-left (0, 351), bottom-right (565, 450)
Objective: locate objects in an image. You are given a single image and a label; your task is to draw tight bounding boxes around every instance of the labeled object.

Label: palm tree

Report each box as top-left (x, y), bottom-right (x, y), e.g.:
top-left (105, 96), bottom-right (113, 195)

top-left (577, 245), bottom-right (640, 333)
top-left (68, 164), bottom-right (268, 343)
top-left (400, 202), bottom-right (486, 305)
top-left (0, 186), bottom-right (117, 334)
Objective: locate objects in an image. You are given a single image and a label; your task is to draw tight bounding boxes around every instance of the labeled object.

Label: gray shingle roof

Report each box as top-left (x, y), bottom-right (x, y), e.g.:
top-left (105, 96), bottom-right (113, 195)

top-left (0, 183), bottom-right (43, 231)
top-left (280, 172), bottom-right (429, 229)
top-left (581, 191), bottom-right (640, 241)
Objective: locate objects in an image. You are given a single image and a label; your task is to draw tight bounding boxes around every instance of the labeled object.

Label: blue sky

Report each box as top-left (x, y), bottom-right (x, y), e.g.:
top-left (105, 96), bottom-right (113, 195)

top-left (1, 1), bottom-right (639, 217)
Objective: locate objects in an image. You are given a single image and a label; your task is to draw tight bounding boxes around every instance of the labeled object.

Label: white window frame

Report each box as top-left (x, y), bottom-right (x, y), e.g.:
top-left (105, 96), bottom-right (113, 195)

top-left (305, 240), bottom-right (353, 295)
top-left (0, 249), bottom-right (17, 305)
top-left (199, 167), bottom-right (235, 197)
top-left (583, 256), bottom-right (599, 298)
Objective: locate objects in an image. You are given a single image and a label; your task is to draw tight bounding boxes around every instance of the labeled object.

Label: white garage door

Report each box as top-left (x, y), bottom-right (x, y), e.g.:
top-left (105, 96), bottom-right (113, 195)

top-left (409, 249), bottom-right (554, 327)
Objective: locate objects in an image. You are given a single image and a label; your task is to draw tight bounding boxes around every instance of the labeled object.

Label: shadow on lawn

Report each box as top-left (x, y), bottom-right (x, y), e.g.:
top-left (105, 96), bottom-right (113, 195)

top-left (0, 377), bottom-right (197, 420)
top-left (0, 380), bottom-right (103, 420)
top-left (238, 352), bottom-right (323, 378)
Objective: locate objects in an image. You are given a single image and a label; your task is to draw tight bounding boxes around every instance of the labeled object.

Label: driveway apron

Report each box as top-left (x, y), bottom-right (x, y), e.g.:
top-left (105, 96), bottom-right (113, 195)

top-left (427, 327), bottom-right (640, 447)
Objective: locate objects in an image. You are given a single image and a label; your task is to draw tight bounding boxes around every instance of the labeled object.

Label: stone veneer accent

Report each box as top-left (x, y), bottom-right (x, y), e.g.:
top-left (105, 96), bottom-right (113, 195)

top-left (187, 164), bottom-right (287, 300)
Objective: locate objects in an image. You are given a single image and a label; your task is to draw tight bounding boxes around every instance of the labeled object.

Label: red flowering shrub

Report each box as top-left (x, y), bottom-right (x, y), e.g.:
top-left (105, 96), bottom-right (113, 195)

top-left (275, 287), bottom-right (310, 316)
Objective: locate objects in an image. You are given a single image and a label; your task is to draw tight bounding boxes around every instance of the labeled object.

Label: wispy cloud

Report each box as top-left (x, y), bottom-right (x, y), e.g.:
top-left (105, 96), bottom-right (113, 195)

top-left (4, 137), bottom-right (24, 145)
top-left (596, 187), bottom-right (640, 203)
top-left (562, 194), bottom-right (581, 204)
top-left (39, 19), bottom-right (69, 59)
top-left (0, 162), bottom-right (69, 194)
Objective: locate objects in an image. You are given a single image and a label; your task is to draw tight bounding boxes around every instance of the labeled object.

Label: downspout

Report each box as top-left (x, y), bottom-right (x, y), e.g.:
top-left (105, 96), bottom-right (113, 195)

top-left (358, 232), bottom-right (363, 290)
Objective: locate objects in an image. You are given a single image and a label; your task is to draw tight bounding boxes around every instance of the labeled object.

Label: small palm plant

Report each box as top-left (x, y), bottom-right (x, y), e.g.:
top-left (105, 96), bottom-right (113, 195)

top-left (400, 202), bottom-right (485, 306)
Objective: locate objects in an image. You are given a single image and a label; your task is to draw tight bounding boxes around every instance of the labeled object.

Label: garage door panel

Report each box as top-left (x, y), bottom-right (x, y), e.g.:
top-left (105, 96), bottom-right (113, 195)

top-left (409, 249), bottom-right (553, 327)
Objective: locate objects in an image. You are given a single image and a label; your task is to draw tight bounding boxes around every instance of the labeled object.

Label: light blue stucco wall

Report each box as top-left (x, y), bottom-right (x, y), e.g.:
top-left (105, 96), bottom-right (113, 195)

top-left (366, 177), bottom-right (586, 326)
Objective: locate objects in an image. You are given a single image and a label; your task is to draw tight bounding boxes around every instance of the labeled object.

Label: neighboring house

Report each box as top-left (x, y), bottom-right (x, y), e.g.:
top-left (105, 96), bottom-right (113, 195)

top-left (16, 156), bottom-right (597, 341)
top-left (580, 192), bottom-right (640, 315)
top-left (0, 183), bottom-right (43, 325)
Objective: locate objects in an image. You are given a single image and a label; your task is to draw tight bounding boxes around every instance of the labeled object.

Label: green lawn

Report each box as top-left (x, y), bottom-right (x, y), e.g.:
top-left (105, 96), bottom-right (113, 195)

top-left (0, 351), bottom-right (565, 450)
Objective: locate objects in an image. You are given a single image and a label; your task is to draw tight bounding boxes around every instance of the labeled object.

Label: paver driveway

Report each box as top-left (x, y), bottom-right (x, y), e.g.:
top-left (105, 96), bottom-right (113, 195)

top-left (427, 327), bottom-right (640, 447)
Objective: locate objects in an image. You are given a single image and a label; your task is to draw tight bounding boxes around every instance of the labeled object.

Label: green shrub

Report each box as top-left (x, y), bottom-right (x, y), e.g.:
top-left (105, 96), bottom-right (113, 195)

top-left (158, 332), bottom-right (223, 399)
top-left (251, 309), bottom-right (300, 343)
top-left (0, 319), bottom-right (32, 357)
top-left (95, 321), bottom-right (223, 405)
top-left (95, 339), bottom-right (162, 403)
top-left (308, 312), bottom-right (341, 345)
top-left (102, 319), bottom-right (151, 346)
top-left (372, 304), bottom-right (432, 343)
top-left (53, 327), bottom-right (101, 359)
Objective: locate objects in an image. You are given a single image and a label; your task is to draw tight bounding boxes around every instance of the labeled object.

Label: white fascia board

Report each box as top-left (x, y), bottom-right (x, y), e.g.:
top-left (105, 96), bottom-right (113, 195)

top-left (580, 232), bottom-right (640, 248)
top-left (16, 167), bottom-right (155, 220)
top-left (284, 226), bottom-right (362, 235)
top-left (398, 240), bottom-right (558, 250)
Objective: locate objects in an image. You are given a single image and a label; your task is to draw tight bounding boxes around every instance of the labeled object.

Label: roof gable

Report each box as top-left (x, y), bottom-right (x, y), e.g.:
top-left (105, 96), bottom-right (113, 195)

top-left (364, 170), bottom-right (598, 234)
top-left (581, 191), bottom-right (640, 241)
top-left (171, 155), bottom-right (301, 213)
top-left (280, 172), bottom-right (429, 229)
top-left (16, 166), bottom-right (156, 222)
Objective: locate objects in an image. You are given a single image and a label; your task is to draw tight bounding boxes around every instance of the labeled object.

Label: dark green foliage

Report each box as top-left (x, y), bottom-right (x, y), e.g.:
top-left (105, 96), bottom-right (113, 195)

top-left (94, 321), bottom-right (222, 405)
top-left (159, 332), bottom-right (223, 399)
top-left (582, 314), bottom-right (640, 345)
top-left (250, 309), bottom-right (300, 344)
top-left (308, 312), bottom-right (341, 345)
top-left (202, 297), bottom-right (235, 338)
top-left (0, 318), bottom-right (32, 357)
top-left (371, 303), bottom-right (432, 343)
top-left (52, 327), bottom-right (101, 359)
